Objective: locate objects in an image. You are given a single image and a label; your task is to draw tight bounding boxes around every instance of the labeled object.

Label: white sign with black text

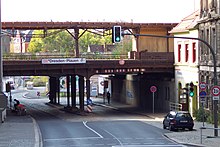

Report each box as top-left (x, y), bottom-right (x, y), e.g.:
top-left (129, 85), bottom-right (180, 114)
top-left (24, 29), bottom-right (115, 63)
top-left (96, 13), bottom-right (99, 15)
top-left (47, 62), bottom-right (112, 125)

top-left (42, 58), bottom-right (86, 64)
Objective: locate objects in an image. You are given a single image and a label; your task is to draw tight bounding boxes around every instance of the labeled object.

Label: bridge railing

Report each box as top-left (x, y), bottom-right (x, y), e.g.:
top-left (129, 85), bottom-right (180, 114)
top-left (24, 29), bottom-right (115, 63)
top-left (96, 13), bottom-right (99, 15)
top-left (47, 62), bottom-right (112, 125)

top-left (169, 102), bottom-right (182, 111)
top-left (3, 53), bottom-right (129, 60)
top-left (3, 52), bottom-right (174, 62)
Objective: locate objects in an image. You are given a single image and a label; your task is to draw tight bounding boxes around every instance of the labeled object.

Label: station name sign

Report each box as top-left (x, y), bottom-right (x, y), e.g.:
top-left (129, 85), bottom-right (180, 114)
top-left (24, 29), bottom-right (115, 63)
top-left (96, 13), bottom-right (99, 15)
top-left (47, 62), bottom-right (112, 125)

top-left (42, 58), bottom-right (86, 64)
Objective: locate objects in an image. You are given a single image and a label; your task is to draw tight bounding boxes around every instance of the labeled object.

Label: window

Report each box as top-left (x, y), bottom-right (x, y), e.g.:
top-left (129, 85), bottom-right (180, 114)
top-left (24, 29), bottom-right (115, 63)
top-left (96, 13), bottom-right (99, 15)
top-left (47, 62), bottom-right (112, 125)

top-left (178, 44), bottom-right (181, 62)
top-left (192, 42), bottom-right (196, 63)
top-left (185, 44), bottom-right (189, 62)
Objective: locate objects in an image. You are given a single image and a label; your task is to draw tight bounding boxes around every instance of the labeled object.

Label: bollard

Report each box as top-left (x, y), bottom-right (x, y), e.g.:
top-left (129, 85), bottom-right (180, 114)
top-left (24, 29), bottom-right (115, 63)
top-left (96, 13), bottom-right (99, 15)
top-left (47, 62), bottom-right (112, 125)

top-left (86, 105), bottom-right (92, 113)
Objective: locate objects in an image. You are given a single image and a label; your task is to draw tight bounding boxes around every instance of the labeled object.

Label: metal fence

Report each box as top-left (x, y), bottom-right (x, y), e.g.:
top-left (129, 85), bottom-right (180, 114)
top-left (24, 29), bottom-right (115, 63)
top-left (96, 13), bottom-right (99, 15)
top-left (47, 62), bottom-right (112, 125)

top-left (3, 53), bottom-right (129, 60)
top-left (169, 102), bottom-right (182, 111)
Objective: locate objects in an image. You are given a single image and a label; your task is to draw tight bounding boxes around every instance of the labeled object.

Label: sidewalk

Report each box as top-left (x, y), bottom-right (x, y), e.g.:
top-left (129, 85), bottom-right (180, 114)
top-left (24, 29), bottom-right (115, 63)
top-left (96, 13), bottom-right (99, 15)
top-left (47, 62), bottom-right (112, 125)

top-left (0, 109), bottom-right (41, 147)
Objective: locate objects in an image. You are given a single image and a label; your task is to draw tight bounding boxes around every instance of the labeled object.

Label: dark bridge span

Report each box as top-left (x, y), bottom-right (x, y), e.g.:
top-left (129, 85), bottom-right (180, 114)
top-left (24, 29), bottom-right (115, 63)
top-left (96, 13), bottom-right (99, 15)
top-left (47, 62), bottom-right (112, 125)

top-left (3, 53), bottom-right (174, 112)
top-left (3, 59), bottom-right (174, 77)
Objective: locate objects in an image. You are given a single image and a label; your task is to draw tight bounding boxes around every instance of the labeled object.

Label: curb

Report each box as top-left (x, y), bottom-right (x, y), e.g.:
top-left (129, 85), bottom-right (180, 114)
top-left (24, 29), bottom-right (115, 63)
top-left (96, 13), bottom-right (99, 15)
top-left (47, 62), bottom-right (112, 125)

top-left (31, 117), bottom-right (43, 147)
top-left (164, 134), bottom-right (205, 147)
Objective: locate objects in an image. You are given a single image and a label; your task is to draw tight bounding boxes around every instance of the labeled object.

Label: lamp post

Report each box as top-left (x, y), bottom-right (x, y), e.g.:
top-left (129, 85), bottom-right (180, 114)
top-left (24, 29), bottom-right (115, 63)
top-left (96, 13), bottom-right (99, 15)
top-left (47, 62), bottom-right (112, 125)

top-left (123, 32), bottom-right (218, 137)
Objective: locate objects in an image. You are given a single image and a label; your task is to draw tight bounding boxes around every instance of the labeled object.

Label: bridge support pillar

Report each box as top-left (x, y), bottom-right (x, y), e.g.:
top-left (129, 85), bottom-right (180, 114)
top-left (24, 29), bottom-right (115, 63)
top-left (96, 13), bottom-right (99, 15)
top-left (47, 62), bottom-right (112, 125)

top-left (49, 76), bottom-right (57, 104)
top-left (79, 76), bottom-right (84, 111)
top-left (66, 75), bottom-right (70, 107)
top-left (86, 79), bottom-right (90, 100)
top-left (71, 75), bottom-right (76, 107)
top-left (57, 77), bottom-right (60, 104)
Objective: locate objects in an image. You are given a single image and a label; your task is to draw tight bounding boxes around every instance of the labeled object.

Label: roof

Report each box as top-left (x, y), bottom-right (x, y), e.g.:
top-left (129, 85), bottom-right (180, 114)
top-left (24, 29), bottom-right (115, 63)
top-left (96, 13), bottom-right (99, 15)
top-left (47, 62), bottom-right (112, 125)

top-left (169, 10), bottom-right (199, 34)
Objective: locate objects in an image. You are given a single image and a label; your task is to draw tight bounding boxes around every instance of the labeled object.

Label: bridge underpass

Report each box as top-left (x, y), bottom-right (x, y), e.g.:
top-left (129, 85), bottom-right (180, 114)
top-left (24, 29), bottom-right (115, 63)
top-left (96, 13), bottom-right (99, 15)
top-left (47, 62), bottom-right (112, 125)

top-left (2, 21), bottom-right (176, 113)
top-left (3, 54), bottom-right (174, 112)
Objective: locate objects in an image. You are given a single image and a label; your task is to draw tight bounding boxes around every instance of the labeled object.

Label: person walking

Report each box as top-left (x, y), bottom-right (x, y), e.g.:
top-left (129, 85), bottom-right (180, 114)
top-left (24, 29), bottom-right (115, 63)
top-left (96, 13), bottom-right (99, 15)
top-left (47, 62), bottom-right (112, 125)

top-left (107, 91), bottom-right (110, 104)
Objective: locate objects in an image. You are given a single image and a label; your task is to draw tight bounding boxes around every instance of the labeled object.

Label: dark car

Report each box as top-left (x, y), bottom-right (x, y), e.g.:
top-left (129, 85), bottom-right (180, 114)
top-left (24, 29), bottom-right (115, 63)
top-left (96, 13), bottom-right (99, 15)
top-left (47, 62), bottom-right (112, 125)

top-left (163, 111), bottom-right (194, 131)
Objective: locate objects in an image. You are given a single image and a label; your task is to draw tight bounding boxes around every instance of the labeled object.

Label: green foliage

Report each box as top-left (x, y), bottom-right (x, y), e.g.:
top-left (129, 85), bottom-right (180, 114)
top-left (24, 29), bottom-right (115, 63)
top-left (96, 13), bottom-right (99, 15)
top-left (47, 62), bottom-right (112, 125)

top-left (194, 107), bottom-right (208, 122)
top-left (195, 107), bottom-right (220, 125)
top-left (78, 30), bottom-right (112, 52)
top-left (28, 30), bottom-right (75, 53)
top-left (27, 29), bottom-right (132, 56)
top-left (31, 76), bottom-right (48, 87)
top-left (28, 30), bottom-right (113, 54)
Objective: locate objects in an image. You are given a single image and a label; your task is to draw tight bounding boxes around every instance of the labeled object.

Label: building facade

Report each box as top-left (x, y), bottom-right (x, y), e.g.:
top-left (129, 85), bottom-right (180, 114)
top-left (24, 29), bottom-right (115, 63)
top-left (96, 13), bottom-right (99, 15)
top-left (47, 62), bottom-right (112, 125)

top-left (170, 10), bottom-right (200, 115)
top-left (199, 0), bottom-right (220, 110)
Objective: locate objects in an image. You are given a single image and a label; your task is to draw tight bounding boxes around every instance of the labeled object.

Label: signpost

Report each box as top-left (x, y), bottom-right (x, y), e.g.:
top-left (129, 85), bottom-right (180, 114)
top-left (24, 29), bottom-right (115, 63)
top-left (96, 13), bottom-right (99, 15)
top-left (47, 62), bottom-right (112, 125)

top-left (150, 86), bottom-right (157, 113)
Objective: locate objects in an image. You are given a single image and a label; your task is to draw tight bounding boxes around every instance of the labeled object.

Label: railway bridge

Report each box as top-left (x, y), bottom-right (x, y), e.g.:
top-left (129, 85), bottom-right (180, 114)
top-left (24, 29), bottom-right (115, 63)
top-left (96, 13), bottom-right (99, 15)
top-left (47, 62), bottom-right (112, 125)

top-left (1, 21), bottom-right (177, 112)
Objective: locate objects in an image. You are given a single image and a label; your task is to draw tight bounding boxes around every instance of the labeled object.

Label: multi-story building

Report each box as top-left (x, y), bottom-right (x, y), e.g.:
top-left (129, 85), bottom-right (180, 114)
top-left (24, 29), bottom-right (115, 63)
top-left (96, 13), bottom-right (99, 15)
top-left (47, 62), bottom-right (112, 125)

top-left (199, 0), bottom-right (220, 109)
top-left (170, 10), bottom-right (200, 116)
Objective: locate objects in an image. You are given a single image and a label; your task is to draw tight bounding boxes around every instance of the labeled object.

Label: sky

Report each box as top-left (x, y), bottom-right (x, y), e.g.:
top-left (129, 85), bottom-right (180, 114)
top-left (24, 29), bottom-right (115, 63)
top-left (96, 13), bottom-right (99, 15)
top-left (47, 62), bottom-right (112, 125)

top-left (1, 0), bottom-right (200, 23)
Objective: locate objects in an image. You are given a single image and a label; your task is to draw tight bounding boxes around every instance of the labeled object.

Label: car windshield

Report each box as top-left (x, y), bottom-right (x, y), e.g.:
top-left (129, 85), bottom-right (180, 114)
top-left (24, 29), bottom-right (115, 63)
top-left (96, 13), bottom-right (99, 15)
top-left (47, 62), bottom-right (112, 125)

top-left (176, 112), bottom-right (191, 118)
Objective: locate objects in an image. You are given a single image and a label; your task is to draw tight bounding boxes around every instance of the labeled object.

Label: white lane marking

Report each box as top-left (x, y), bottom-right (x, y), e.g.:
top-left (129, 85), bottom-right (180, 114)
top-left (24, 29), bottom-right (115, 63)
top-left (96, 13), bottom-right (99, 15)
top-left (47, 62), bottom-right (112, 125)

top-left (44, 136), bottom-right (101, 141)
top-left (104, 130), bottom-right (124, 146)
top-left (83, 121), bottom-right (103, 138)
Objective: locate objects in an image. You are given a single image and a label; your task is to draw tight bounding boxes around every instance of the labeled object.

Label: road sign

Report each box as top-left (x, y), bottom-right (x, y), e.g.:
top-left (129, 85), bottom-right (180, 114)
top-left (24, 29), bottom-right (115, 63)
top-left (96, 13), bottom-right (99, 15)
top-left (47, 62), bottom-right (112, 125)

top-left (150, 86), bottom-right (157, 93)
top-left (199, 82), bottom-right (206, 90)
top-left (87, 98), bottom-right (93, 105)
top-left (213, 96), bottom-right (219, 101)
top-left (37, 91), bottom-right (40, 97)
top-left (211, 86), bottom-right (220, 96)
top-left (199, 91), bottom-right (206, 102)
top-left (199, 91), bottom-right (207, 97)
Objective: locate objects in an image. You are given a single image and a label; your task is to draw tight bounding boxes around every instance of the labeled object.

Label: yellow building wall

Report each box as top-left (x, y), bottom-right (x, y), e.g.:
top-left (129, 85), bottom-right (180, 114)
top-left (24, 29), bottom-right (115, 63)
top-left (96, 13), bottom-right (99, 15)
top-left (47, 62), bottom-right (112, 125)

top-left (136, 28), bottom-right (174, 53)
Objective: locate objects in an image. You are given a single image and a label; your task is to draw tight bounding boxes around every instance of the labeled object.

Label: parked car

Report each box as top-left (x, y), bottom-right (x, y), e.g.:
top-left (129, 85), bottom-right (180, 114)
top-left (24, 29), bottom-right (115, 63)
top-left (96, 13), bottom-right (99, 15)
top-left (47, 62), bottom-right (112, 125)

top-left (163, 111), bottom-right (194, 131)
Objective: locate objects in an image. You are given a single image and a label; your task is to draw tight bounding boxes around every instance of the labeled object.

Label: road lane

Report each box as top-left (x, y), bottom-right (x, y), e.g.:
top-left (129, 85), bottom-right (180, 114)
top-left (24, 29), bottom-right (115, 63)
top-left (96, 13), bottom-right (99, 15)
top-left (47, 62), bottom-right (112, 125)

top-left (10, 89), bottom-right (187, 147)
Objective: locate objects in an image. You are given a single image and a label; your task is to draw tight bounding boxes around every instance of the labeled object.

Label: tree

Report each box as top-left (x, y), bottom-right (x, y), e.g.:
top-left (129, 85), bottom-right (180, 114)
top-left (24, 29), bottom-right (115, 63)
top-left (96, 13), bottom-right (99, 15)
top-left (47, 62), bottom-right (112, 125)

top-left (78, 30), bottom-right (112, 52)
top-left (27, 30), bottom-right (75, 53)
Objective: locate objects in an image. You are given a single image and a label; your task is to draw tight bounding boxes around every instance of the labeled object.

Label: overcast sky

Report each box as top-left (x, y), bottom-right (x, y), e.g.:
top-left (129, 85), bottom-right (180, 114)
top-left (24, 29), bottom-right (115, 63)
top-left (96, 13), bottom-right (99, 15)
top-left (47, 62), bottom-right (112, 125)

top-left (2, 0), bottom-right (200, 23)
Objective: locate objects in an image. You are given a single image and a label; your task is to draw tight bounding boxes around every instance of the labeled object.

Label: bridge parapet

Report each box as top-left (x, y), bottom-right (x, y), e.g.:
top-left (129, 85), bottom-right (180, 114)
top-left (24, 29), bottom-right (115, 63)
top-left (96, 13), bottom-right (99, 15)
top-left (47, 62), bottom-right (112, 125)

top-left (3, 53), bottom-right (128, 60)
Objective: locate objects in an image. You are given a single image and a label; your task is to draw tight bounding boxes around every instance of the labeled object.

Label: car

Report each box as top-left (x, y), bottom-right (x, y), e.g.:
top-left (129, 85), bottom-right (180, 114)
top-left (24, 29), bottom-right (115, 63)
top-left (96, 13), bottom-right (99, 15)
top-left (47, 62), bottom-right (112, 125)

top-left (163, 111), bottom-right (194, 131)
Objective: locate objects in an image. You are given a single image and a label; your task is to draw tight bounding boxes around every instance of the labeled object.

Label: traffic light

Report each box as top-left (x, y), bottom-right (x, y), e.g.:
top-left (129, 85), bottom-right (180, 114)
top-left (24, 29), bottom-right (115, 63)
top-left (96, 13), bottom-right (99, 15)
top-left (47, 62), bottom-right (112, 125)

top-left (189, 82), bottom-right (194, 97)
top-left (112, 26), bottom-right (121, 43)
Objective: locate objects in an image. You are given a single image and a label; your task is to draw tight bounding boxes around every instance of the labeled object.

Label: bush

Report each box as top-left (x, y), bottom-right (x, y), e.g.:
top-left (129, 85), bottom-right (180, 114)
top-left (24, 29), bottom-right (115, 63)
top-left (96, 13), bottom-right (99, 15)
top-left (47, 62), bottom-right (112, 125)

top-left (194, 107), bottom-right (208, 122)
top-left (195, 108), bottom-right (220, 125)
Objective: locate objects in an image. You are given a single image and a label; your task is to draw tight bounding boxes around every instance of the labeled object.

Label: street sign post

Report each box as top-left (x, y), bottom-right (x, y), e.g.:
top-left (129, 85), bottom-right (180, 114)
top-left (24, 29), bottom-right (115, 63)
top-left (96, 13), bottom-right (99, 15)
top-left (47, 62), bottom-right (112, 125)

top-left (150, 86), bottom-right (157, 113)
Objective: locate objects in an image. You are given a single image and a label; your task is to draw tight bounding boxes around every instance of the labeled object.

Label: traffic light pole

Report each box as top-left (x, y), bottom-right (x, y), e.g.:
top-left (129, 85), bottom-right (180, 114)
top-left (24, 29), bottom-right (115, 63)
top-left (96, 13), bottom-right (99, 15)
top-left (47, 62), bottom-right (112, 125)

top-left (123, 32), bottom-right (218, 137)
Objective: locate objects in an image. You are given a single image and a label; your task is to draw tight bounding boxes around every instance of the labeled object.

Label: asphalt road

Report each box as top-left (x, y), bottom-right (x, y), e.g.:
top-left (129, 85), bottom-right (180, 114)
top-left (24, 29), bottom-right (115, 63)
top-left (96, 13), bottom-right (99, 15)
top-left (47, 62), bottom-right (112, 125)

top-left (11, 88), bottom-right (187, 147)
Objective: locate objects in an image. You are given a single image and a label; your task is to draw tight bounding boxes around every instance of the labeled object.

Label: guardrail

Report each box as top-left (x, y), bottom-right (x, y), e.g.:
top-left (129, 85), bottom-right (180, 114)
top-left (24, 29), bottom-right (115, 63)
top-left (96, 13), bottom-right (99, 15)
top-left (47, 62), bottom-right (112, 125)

top-left (200, 126), bottom-right (220, 144)
top-left (169, 102), bottom-right (182, 111)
